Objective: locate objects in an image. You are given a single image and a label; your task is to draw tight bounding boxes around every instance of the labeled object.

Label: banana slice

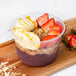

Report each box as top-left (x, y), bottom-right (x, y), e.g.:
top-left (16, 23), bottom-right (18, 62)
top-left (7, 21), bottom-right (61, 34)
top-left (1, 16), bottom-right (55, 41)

top-left (18, 18), bottom-right (31, 31)
top-left (13, 30), bottom-right (40, 50)
top-left (25, 16), bottom-right (37, 28)
top-left (14, 17), bottom-right (37, 32)
top-left (13, 16), bottom-right (39, 50)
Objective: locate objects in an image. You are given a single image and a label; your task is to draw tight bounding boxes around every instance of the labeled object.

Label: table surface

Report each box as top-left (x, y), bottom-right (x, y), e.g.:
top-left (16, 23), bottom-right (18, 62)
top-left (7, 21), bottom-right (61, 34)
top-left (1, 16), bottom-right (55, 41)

top-left (0, 0), bottom-right (76, 76)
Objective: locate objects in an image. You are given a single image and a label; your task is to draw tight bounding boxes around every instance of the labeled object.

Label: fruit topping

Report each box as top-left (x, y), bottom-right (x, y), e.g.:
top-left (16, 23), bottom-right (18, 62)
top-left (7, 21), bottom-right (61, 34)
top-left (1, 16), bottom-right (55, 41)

top-left (66, 35), bottom-right (76, 40)
top-left (41, 18), bottom-right (55, 31)
top-left (56, 21), bottom-right (67, 32)
top-left (62, 35), bottom-right (76, 50)
top-left (26, 16), bottom-right (37, 28)
top-left (49, 25), bottom-right (62, 33)
top-left (13, 13), bottom-right (63, 50)
top-left (41, 35), bottom-right (57, 41)
top-left (36, 13), bottom-right (49, 26)
top-left (39, 35), bottom-right (57, 49)
top-left (14, 30), bottom-right (40, 50)
top-left (48, 29), bottom-right (60, 36)
top-left (69, 37), bottom-right (76, 48)
top-left (16, 17), bottom-right (37, 32)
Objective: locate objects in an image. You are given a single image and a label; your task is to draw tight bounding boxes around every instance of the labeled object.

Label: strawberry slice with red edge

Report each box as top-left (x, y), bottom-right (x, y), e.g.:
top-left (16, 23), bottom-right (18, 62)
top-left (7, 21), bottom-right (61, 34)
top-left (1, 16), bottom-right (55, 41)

top-left (48, 29), bottom-right (61, 36)
top-left (66, 35), bottom-right (76, 40)
top-left (41, 35), bottom-right (57, 41)
top-left (49, 25), bottom-right (62, 33)
top-left (39, 35), bottom-right (57, 49)
top-left (62, 35), bottom-right (69, 46)
top-left (46, 35), bottom-right (58, 48)
top-left (56, 21), bottom-right (66, 32)
top-left (41, 18), bottom-right (55, 30)
top-left (56, 21), bottom-right (67, 33)
top-left (46, 40), bottom-right (57, 48)
top-left (36, 13), bottom-right (49, 26)
top-left (62, 35), bottom-right (76, 50)
top-left (69, 37), bottom-right (76, 48)
top-left (46, 30), bottom-right (60, 48)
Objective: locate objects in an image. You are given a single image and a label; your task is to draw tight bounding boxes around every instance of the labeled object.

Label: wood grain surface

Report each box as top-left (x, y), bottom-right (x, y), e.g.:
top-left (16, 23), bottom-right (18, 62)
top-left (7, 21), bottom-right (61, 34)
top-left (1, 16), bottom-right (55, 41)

top-left (0, 18), bottom-right (76, 76)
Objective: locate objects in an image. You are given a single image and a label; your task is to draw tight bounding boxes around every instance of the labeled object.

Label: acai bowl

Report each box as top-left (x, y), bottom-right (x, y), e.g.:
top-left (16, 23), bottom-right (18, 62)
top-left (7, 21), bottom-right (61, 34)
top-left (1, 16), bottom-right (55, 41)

top-left (12, 13), bottom-right (65, 66)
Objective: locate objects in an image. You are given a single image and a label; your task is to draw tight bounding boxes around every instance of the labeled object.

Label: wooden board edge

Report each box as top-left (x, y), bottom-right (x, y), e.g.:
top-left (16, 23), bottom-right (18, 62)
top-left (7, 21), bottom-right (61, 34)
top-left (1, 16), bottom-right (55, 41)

top-left (0, 39), bottom-right (14, 47)
top-left (42, 59), bottom-right (76, 76)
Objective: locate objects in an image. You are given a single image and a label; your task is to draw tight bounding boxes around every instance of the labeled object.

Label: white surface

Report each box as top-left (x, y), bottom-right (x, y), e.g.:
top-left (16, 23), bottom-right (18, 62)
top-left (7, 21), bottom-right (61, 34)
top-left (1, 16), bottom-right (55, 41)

top-left (0, 0), bottom-right (76, 76)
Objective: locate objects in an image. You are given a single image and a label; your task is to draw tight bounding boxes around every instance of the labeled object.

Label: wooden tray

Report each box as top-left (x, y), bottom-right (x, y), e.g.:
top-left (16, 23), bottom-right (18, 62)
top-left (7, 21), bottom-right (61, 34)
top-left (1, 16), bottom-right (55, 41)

top-left (0, 18), bottom-right (76, 76)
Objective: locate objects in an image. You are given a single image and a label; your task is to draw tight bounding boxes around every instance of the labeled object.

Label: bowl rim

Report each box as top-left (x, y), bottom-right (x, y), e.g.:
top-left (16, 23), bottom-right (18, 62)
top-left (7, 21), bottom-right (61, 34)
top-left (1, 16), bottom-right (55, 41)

top-left (12, 12), bottom-right (65, 43)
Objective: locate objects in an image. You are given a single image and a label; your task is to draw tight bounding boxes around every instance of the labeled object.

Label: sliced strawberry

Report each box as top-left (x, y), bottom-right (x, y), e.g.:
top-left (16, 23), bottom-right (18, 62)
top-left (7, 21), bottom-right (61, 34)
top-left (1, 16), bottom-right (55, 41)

top-left (36, 13), bottom-right (49, 26)
top-left (40, 29), bottom-right (60, 48)
top-left (39, 35), bottom-right (57, 49)
top-left (62, 35), bottom-right (69, 46)
top-left (41, 35), bottom-right (57, 41)
top-left (41, 18), bottom-right (55, 30)
top-left (49, 25), bottom-right (62, 33)
top-left (66, 35), bottom-right (72, 41)
top-left (56, 21), bottom-right (67, 33)
top-left (48, 29), bottom-right (61, 36)
top-left (46, 35), bottom-right (58, 48)
top-left (69, 37), bottom-right (76, 48)
top-left (46, 40), bottom-right (57, 48)
top-left (66, 35), bottom-right (76, 40)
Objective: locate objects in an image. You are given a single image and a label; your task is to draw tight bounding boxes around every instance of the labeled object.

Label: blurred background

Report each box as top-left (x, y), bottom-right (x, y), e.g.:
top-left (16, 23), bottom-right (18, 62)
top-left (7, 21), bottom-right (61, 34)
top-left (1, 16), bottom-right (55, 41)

top-left (0, 0), bottom-right (76, 76)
